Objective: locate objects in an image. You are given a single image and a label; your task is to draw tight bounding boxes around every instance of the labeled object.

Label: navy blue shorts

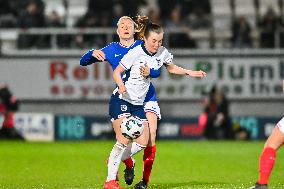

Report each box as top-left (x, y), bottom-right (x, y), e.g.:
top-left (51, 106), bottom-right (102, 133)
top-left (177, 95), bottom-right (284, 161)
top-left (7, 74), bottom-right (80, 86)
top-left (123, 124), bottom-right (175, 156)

top-left (109, 96), bottom-right (147, 122)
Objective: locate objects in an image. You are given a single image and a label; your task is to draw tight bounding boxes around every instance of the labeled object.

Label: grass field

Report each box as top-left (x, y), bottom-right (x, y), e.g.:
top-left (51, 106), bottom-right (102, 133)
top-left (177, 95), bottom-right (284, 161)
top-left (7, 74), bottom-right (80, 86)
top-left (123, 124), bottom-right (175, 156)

top-left (0, 140), bottom-right (284, 189)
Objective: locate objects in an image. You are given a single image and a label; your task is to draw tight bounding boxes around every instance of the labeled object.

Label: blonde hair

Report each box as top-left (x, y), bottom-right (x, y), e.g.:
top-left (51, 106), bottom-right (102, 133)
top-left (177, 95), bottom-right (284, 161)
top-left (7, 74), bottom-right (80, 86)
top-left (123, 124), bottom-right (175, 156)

top-left (117, 16), bottom-right (137, 27)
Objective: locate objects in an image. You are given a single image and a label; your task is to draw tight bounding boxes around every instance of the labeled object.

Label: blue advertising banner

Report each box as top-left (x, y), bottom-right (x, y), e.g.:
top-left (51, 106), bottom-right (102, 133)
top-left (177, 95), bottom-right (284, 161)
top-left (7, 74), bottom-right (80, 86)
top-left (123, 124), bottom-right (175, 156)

top-left (232, 117), bottom-right (280, 140)
top-left (55, 115), bottom-right (112, 140)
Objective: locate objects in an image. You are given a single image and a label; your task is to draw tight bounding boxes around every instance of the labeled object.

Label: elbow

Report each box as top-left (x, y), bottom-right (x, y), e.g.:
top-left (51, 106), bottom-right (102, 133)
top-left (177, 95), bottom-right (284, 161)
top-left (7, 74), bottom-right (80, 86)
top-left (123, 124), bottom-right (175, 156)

top-left (80, 55), bottom-right (90, 66)
top-left (166, 65), bottom-right (175, 74)
top-left (79, 58), bottom-right (86, 66)
top-left (113, 70), bottom-right (118, 79)
top-left (80, 50), bottom-right (95, 66)
top-left (80, 57), bottom-right (94, 66)
top-left (167, 68), bottom-right (174, 74)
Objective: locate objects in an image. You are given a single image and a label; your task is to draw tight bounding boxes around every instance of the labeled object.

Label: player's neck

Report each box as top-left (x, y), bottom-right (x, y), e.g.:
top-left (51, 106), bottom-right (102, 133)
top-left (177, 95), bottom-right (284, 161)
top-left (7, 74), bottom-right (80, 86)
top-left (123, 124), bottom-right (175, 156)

top-left (120, 38), bottom-right (135, 47)
top-left (142, 42), bottom-right (156, 56)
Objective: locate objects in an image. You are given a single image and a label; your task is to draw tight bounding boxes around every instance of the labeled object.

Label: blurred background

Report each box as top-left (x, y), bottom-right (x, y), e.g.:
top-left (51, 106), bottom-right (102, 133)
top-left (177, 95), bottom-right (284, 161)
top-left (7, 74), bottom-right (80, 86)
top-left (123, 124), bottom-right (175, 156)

top-left (0, 0), bottom-right (283, 141)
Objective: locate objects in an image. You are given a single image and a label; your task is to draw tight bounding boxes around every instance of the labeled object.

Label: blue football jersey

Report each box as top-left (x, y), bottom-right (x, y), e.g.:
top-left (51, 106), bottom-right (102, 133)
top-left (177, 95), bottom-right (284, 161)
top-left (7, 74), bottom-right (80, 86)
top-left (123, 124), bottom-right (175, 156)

top-left (80, 40), bottom-right (142, 70)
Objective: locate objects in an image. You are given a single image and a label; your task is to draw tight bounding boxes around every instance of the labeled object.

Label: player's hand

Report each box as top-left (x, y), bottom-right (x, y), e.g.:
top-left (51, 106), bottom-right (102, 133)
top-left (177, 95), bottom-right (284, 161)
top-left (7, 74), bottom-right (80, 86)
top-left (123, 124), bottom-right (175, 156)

top-left (118, 84), bottom-right (127, 94)
top-left (92, 50), bottom-right (105, 61)
top-left (186, 70), bottom-right (206, 78)
top-left (140, 64), bottom-right (150, 77)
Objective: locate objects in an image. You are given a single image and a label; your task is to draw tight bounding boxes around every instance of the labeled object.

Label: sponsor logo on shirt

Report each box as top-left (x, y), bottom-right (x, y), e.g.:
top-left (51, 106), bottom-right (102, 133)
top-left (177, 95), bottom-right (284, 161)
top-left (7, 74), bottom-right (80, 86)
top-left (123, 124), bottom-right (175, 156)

top-left (121, 105), bottom-right (127, 111)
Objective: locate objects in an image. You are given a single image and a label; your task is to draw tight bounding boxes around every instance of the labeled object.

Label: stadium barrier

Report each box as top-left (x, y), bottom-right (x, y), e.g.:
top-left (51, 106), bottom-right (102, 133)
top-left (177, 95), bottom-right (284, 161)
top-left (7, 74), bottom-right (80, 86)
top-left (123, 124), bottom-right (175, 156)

top-left (12, 113), bottom-right (279, 141)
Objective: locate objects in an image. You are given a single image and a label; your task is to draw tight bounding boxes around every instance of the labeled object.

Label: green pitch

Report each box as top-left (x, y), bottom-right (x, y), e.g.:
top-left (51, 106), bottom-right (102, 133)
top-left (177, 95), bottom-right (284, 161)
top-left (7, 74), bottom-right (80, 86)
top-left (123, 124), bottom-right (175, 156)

top-left (0, 140), bottom-right (284, 189)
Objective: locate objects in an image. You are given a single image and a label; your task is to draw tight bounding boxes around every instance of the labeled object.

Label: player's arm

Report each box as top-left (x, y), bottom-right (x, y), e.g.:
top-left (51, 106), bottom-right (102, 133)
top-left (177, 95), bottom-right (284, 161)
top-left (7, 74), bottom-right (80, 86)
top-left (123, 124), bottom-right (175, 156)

top-left (79, 43), bottom-right (112, 66)
top-left (114, 48), bottom-right (137, 93)
top-left (166, 64), bottom-right (206, 78)
top-left (161, 47), bottom-right (206, 78)
top-left (113, 64), bottom-right (126, 94)
top-left (80, 49), bottom-right (100, 66)
top-left (140, 64), bottom-right (161, 78)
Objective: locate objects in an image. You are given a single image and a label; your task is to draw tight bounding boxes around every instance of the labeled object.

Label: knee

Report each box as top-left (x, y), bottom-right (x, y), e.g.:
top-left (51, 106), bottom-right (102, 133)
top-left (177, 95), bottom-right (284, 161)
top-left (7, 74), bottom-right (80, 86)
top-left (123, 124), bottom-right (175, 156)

top-left (139, 139), bottom-right (149, 147)
top-left (116, 133), bottom-right (129, 145)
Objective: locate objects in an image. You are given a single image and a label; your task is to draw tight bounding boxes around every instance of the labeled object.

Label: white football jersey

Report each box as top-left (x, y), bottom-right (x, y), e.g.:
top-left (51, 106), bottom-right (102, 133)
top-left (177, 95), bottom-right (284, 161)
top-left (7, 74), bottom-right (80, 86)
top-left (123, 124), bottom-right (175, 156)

top-left (113, 43), bottom-right (173, 105)
top-left (277, 117), bottom-right (284, 133)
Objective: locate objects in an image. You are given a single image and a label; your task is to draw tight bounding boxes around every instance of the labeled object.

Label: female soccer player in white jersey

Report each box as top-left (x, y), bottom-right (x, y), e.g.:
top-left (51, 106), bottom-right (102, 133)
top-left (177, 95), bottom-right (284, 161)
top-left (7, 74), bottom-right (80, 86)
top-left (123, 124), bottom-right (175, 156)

top-left (81, 16), bottom-right (206, 189)
top-left (250, 117), bottom-right (284, 189)
top-left (107, 22), bottom-right (206, 189)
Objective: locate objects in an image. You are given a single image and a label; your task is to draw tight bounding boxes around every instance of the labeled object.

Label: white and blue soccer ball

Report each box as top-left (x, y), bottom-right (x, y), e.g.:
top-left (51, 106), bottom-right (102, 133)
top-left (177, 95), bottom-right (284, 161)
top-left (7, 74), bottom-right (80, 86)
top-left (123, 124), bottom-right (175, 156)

top-left (120, 116), bottom-right (144, 140)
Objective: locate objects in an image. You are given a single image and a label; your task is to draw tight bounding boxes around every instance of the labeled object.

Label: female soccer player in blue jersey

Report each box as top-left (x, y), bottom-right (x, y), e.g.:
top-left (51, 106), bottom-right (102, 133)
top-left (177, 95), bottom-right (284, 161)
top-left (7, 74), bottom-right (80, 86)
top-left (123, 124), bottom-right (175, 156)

top-left (81, 16), bottom-right (159, 189)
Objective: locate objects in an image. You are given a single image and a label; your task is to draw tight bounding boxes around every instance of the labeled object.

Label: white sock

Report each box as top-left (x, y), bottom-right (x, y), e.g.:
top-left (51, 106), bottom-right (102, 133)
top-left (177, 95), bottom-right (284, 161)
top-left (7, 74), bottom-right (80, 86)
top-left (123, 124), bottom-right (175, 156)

top-left (106, 142), bottom-right (127, 182)
top-left (121, 142), bottom-right (146, 161)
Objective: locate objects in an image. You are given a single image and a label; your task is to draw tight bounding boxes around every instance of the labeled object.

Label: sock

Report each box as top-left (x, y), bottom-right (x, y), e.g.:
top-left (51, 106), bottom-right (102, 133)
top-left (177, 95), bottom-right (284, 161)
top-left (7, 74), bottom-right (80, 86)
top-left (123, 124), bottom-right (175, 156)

top-left (258, 147), bottom-right (276, 184)
top-left (121, 143), bottom-right (135, 168)
top-left (106, 142), bottom-right (127, 182)
top-left (123, 157), bottom-right (134, 169)
top-left (143, 145), bottom-right (156, 184)
top-left (121, 142), bottom-right (146, 164)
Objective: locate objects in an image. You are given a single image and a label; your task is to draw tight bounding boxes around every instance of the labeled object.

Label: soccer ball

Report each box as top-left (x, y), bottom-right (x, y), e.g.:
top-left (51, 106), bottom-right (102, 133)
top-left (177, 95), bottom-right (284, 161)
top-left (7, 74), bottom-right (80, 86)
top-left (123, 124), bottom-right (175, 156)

top-left (120, 116), bottom-right (144, 140)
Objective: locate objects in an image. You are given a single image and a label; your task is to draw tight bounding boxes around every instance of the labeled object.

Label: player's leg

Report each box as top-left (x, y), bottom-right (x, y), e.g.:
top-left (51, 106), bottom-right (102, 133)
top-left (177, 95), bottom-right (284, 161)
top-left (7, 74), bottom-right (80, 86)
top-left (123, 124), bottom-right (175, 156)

top-left (104, 99), bottom-right (131, 189)
top-left (251, 118), bottom-right (284, 189)
top-left (121, 143), bottom-right (135, 170)
top-left (121, 143), bottom-right (136, 185)
top-left (121, 105), bottom-right (149, 185)
top-left (135, 101), bottom-right (160, 189)
top-left (121, 122), bottom-right (149, 161)
top-left (258, 127), bottom-right (284, 184)
top-left (121, 134), bottom-right (149, 185)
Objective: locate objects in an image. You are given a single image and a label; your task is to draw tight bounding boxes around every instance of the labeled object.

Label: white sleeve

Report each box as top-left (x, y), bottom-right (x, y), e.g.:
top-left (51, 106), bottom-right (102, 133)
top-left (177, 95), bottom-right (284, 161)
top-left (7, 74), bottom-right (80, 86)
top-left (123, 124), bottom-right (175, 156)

top-left (278, 117), bottom-right (284, 127)
top-left (119, 48), bottom-right (137, 70)
top-left (163, 48), bottom-right (173, 66)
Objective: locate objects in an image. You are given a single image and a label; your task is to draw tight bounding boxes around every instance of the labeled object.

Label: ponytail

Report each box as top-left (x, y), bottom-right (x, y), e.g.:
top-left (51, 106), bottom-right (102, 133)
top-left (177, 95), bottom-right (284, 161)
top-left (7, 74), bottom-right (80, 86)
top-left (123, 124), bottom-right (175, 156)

top-left (134, 15), bottom-right (149, 40)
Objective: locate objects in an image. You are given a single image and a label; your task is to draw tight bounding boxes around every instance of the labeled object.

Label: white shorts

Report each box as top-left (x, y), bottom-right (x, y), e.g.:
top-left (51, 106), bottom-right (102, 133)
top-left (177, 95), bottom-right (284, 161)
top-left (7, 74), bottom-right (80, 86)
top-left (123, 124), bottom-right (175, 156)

top-left (276, 117), bottom-right (284, 133)
top-left (144, 101), bottom-right (161, 120)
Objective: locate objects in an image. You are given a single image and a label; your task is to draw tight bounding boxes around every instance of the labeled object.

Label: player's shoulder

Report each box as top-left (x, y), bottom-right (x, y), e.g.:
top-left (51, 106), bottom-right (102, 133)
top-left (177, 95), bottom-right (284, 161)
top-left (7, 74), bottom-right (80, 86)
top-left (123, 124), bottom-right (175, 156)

top-left (155, 46), bottom-right (173, 64)
top-left (128, 43), bottom-right (144, 54)
top-left (156, 46), bottom-right (171, 56)
top-left (108, 42), bottom-right (120, 47)
top-left (103, 42), bottom-right (120, 50)
top-left (128, 40), bottom-right (143, 50)
top-left (131, 41), bottom-right (142, 48)
top-left (159, 46), bottom-right (170, 52)
top-left (120, 44), bottom-right (143, 62)
top-left (135, 40), bottom-right (143, 45)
